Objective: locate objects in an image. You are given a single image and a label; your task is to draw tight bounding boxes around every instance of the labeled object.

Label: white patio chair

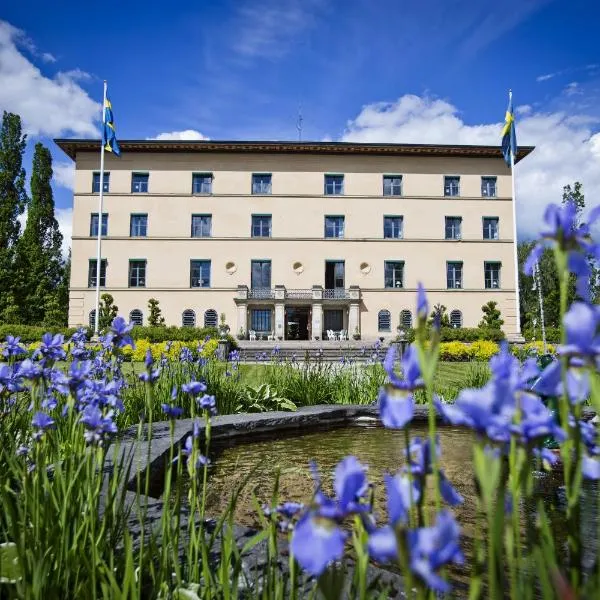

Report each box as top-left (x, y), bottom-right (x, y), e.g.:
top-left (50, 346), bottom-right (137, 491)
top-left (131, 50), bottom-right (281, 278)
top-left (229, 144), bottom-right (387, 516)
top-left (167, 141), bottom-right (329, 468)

top-left (327, 329), bottom-right (336, 341)
top-left (267, 330), bottom-right (275, 341)
top-left (339, 329), bottom-right (347, 341)
top-left (249, 330), bottom-right (257, 341)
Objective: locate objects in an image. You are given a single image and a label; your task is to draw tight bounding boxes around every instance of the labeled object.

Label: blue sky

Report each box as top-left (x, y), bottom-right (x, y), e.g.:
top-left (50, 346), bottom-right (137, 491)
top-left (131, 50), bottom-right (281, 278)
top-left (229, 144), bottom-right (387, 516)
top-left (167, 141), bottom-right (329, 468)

top-left (1, 0), bottom-right (599, 244)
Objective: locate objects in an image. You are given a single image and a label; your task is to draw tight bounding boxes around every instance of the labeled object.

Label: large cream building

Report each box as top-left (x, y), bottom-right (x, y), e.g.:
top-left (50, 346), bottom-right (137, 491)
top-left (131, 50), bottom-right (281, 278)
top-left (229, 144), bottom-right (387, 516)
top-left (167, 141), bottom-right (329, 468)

top-left (55, 139), bottom-right (533, 341)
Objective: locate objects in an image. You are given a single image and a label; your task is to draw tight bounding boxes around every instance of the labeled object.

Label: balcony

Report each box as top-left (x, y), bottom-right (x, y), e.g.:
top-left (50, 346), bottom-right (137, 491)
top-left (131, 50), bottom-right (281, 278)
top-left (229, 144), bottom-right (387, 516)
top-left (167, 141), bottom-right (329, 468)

top-left (286, 289), bottom-right (312, 300)
top-left (323, 288), bottom-right (350, 299)
top-left (248, 288), bottom-right (275, 299)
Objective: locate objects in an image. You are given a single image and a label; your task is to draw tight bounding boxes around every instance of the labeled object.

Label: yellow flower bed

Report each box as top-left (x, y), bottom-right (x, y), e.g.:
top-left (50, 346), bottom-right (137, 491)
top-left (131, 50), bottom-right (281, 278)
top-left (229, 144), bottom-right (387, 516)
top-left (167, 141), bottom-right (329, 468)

top-left (438, 340), bottom-right (500, 362)
top-left (469, 340), bottom-right (500, 361)
top-left (122, 338), bottom-right (219, 362)
top-left (523, 340), bottom-right (556, 355)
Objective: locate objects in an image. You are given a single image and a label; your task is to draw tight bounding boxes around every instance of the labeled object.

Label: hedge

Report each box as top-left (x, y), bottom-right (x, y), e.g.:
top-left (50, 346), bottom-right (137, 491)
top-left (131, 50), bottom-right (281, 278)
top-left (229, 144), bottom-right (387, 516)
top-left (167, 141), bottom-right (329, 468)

top-left (522, 327), bottom-right (561, 344)
top-left (400, 327), bottom-right (505, 343)
top-left (0, 323), bottom-right (237, 347)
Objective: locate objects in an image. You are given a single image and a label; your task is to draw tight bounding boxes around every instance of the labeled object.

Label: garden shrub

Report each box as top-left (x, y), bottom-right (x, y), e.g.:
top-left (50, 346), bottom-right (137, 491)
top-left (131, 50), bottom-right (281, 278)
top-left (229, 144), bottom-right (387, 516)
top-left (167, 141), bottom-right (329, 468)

top-left (398, 327), bottom-right (505, 343)
top-left (469, 340), bottom-right (500, 361)
top-left (522, 326), bottom-right (561, 343)
top-left (438, 341), bottom-right (474, 361)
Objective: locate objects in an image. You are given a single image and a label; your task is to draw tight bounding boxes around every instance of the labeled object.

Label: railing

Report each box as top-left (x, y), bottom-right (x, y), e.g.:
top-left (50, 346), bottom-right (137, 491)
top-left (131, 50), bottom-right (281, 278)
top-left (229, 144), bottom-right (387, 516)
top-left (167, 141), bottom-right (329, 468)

top-left (286, 289), bottom-right (312, 299)
top-left (323, 288), bottom-right (350, 299)
top-left (248, 288), bottom-right (275, 299)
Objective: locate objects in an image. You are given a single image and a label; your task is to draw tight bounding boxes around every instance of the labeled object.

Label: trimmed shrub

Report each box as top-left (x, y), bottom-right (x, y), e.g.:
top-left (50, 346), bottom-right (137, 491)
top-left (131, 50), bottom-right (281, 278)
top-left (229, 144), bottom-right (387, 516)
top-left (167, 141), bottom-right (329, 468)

top-left (438, 341), bottom-right (474, 362)
top-left (0, 324), bottom-right (86, 343)
top-left (398, 327), bottom-right (505, 344)
top-left (470, 340), bottom-right (500, 361)
top-left (522, 327), bottom-right (561, 343)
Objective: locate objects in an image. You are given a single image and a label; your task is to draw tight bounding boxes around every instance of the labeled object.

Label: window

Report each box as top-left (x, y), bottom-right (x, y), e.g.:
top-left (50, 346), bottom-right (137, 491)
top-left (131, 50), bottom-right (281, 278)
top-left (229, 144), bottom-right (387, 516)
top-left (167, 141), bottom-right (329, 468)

top-left (384, 216), bottom-right (403, 239)
top-left (444, 176), bottom-right (460, 197)
top-left (324, 216), bottom-right (345, 238)
top-left (445, 217), bottom-right (462, 240)
top-left (129, 260), bottom-right (146, 287)
top-left (88, 259), bottom-right (107, 287)
top-left (182, 309), bottom-right (196, 327)
top-left (251, 260), bottom-right (271, 289)
top-left (204, 309), bottom-right (218, 328)
top-left (251, 309), bottom-right (271, 332)
top-left (192, 173), bottom-right (212, 194)
top-left (130, 214), bottom-right (148, 237)
top-left (378, 310), bottom-right (391, 332)
top-left (324, 174), bottom-right (344, 195)
top-left (384, 261), bottom-right (404, 288)
top-left (251, 215), bottom-right (272, 238)
top-left (89, 309), bottom-right (96, 330)
top-left (483, 217), bottom-right (499, 240)
top-left (481, 177), bottom-right (497, 198)
top-left (252, 173), bottom-right (272, 195)
top-left (485, 262), bottom-right (501, 289)
top-left (190, 260), bottom-right (211, 288)
top-left (450, 310), bottom-right (462, 328)
top-left (447, 262), bottom-right (463, 289)
top-left (131, 173), bottom-right (149, 193)
top-left (92, 172), bottom-right (110, 193)
top-left (191, 215), bottom-right (212, 238)
top-left (383, 175), bottom-right (402, 196)
top-left (400, 309), bottom-right (413, 329)
top-left (129, 309), bottom-right (143, 326)
top-left (90, 213), bottom-right (108, 237)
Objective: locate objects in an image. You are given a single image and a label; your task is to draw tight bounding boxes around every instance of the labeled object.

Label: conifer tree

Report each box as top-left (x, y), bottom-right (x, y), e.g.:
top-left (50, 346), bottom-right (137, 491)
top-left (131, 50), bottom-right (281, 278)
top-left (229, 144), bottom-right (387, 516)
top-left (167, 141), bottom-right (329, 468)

top-left (14, 143), bottom-right (63, 324)
top-left (0, 112), bottom-right (27, 320)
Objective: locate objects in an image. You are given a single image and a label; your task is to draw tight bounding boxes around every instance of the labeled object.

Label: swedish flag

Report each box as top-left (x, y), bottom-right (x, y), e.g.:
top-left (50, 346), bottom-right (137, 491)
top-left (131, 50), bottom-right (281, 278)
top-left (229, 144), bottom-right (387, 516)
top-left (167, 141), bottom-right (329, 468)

top-left (102, 92), bottom-right (121, 156)
top-left (501, 93), bottom-right (516, 167)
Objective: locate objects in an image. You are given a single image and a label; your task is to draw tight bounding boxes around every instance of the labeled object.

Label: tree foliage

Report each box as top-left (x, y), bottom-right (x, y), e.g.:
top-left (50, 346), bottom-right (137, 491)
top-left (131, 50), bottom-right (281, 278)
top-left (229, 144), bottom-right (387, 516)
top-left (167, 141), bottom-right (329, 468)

top-left (479, 301), bottom-right (504, 329)
top-left (428, 304), bottom-right (450, 328)
top-left (98, 293), bottom-right (118, 331)
top-left (147, 298), bottom-right (165, 327)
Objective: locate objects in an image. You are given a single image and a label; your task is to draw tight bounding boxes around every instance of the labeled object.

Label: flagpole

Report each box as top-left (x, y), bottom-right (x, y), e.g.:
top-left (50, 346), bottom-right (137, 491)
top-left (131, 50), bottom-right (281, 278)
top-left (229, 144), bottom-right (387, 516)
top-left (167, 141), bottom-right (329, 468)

top-left (508, 89), bottom-right (522, 338)
top-left (534, 260), bottom-right (547, 353)
top-left (94, 80), bottom-right (107, 336)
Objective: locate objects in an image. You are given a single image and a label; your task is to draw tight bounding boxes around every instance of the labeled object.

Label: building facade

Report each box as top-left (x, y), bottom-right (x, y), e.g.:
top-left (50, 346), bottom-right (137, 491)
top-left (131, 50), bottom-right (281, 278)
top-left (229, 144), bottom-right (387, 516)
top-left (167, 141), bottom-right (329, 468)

top-left (55, 140), bottom-right (533, 341)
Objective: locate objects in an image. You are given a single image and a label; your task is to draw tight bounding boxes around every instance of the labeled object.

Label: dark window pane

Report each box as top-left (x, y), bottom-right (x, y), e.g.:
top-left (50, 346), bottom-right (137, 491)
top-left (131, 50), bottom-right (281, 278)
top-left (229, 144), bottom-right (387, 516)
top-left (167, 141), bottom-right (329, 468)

top-left (485, 262), bottom-right (501, 289)
top-left (88, 259), bottom-right (107, 287)
top-left (131, 173), bottom-right (149, 193)
top-left (447, 262), bottom-right (463, 289)
top-left (324, 175), bottom-right (344, 195)
top-left (204, 309), bottom-right (218, 327)
top-left (90, 213), bottom-right (108, 237)
top-left (444, 176), bottom-right (460, 197)
top-left (191, 215), bottom-right (212, 237)
top-left (190, 260), bottom-right (211, 288)
top-left (251, 215), bottom-right (272, 237)
top-left (129, 260), bottom-right (146, 287)
top-left (445, 217), bottom-right (462, 240)
top-left (383, 176), bottom-right (402, 196)
top-left (252, 174), bottom-right (272, 194)
top-left (378, 310), bottom-right (391, 331)
top-left (384, 216), bottom-right (403, 239)
top-left (92, 172), bottom-right (110, 193)
top-left (384, 261), bottom-right (404, 288)
top-left (182, 310), bottom-right (196, 327)
top-left (482, 177), bottom-right (497, 197)
top-left (324, 216), bottom-right (344, 238)
top-left (483, 217), bottom-right (499, 240)
top-left (130, 214), bottom-right (148, 237)
top-left (192, 173), bottom-right (212, 194)
top-left (251, 260), bottom-right (271, 289)
top-left (251, 309), bottom-right (271, 332)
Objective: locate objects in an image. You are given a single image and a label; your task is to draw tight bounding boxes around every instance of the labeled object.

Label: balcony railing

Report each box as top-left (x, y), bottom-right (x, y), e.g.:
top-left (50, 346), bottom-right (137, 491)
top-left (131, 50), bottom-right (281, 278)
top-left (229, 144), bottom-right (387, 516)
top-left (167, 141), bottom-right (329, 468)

top-left (249, 288), bottom-right (275, 299)
top-left (323, 288), bottom-right (350, 299)
top-left (286, 289), bottom-right (312, 299)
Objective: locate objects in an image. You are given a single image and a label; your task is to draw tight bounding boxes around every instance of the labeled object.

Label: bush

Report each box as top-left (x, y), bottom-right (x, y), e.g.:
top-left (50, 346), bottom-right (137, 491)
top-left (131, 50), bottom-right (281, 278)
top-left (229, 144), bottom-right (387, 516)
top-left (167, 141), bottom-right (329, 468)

top-left (522, 327), bottom-right (561, 343)
top-left (438, 341), bottom-right (474, 362)
top-left (469, 340), bottom-right (500, 361)
top-left (398, 327), bottom-right (505, 343)
top-left (0, 324), bottom-right (86, 343)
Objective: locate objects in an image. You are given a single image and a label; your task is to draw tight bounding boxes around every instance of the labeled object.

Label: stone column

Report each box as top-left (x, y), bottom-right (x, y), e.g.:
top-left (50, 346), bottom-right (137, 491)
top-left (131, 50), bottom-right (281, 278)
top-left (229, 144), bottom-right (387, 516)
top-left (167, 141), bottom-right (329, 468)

top-left (348, 285), bottom-right (361, 338)
top-left (274, 303), bottom-right (285, 339)
top-left (235, 285), bottom-right (248, 337)
top-left (311, 285), bottom-right (324, 340)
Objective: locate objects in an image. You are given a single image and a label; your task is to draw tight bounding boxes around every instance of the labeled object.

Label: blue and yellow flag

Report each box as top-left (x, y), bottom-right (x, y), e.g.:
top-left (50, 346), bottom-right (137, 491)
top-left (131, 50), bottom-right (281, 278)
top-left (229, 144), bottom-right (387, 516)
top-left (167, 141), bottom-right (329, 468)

top-left (102, 92), bottom-right (121, 156)
top-left (501, 93), bottom-right (517, 166)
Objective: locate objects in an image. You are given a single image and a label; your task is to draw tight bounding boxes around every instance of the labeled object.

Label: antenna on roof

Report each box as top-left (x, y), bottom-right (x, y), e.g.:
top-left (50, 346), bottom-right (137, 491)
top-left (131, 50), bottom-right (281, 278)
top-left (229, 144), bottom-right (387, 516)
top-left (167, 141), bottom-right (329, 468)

top-left (297, 104), bottom-right (303, 142)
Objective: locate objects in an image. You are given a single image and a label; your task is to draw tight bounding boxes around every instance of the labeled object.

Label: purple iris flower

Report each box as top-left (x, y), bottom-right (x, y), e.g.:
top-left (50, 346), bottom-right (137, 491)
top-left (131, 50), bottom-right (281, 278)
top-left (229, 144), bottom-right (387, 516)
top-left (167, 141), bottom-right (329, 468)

top-left (524, 201), bottom-right (600, 300)
top-left (107, 317), bottom-right (135, 349)
top-left (32, 411), bottom-right (55, 430)
top-left (407, 510), bottom-right (464, 593)
top-left (378, 345), bottom-right (423, 429)
top-left (277, 501), bottom-right (305, 519)
top-left (139, 352), bottom-right (160, 383)
top-left (79, 379), bottom-right (123, 411)
top-left (197, 394), bottom-right (217, 415)
top-left (416, 282), bottom-right (429, 321)
top-left (582, 455), bottom-right (600, 480)
top-left (511, 395), bottom-right (566, 444)
top-left (68, 360), bottom-right (92, 394)
top-left (533, 359), bottom-right (590, 404)
top-left (2, 336), bottom-right (26, 358)
top-left (16, 359), bottom-right (43, 380)
top-left (182, 381), bottom-right (207, 396)
top-left (290, 512), bottom-right (347, 576)
top-left (35, 333), bottom-right (66, 362)
top-left (80, 404), bottom-right (117, 444)
top-left (178, 435), bottom-right (210, 469)
top-left (161, 404), bottom-right (184, 419)
top-left (558, 302), bottom-right (600, 359)
top-left (179, 347), bottom-right (194, 363)
top-left (436, 344), bottom-right (538, 443)
top-left (0, 364), bottom-right (24, 393)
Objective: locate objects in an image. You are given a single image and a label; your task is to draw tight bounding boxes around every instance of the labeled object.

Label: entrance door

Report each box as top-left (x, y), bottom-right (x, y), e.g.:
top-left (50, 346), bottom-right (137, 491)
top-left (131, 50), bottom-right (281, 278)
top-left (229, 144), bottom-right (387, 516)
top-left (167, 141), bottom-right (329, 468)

top-left (285, 307), bottom-right (310, 340)
top-left (325, 261), bottom-right (345, 292)
top-left (323, 309), bottom-right (344, 337)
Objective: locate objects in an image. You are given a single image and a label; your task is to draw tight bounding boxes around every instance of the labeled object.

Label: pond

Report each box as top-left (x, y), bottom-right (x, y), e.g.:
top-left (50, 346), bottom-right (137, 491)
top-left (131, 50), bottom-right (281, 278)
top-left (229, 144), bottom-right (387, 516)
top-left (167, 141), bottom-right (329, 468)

top-left (172, 423), bottom-right (598, 583)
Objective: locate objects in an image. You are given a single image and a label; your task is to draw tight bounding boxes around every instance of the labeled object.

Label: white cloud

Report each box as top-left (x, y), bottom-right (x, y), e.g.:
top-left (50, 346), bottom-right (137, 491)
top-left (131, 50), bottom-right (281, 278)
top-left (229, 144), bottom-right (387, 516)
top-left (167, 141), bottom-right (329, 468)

top-left (148, 129), bottom-right (209, 141)
top-left (41, 51), bottom-right (56, 63)
top-left (232, 0), bottom-right (326, 59)
top-left (341, 94), bottom-right (600, 239)
top-left (536, 73), bottom-right (557, 82)
top-left (0, 20), bottom-right (99, 137)
top-left (53, 161), bottom-right (75, 190)
top-left (564, 81), bottom-right (582, 97)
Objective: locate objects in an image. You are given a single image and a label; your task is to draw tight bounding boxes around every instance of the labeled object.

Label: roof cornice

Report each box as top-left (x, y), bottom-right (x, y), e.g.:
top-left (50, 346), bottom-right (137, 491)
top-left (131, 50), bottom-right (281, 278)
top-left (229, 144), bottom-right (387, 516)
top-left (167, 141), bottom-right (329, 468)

top-left (53, 138), bottom-right (535, 163)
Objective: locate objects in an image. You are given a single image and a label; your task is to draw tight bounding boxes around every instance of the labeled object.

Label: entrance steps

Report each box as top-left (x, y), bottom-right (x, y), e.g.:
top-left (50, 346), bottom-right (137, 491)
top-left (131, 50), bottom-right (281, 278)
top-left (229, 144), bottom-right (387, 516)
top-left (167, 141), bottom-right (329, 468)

top-left (235, 339), bottom-right (389, 363)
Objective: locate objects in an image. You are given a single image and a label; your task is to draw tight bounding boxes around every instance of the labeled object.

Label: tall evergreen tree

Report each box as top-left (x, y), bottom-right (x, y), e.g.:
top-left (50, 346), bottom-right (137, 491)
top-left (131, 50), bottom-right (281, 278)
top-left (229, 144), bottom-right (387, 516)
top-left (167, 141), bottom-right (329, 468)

top-left (14, 143), bottom-right (63, 324)
top-left (0, 112), bottom-right (27, 320)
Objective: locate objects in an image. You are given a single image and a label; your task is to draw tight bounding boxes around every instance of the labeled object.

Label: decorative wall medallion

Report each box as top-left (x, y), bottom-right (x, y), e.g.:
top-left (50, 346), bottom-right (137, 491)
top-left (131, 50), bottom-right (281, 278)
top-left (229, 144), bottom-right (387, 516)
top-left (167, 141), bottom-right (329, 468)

top-left (360, 262), bottom-right (371, 275)
top-left (293, 261), bottom-right (304, 275)
top-left (225, 261), bottom-right (237, 274)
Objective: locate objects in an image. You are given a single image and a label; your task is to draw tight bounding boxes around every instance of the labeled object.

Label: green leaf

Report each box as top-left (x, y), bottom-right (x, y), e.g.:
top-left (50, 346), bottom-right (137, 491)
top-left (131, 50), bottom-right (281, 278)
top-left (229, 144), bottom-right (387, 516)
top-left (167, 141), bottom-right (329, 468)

top-left (0, 542), bottom-right (21, 584)
top-left (240, 529), bottom-right (270, 556)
